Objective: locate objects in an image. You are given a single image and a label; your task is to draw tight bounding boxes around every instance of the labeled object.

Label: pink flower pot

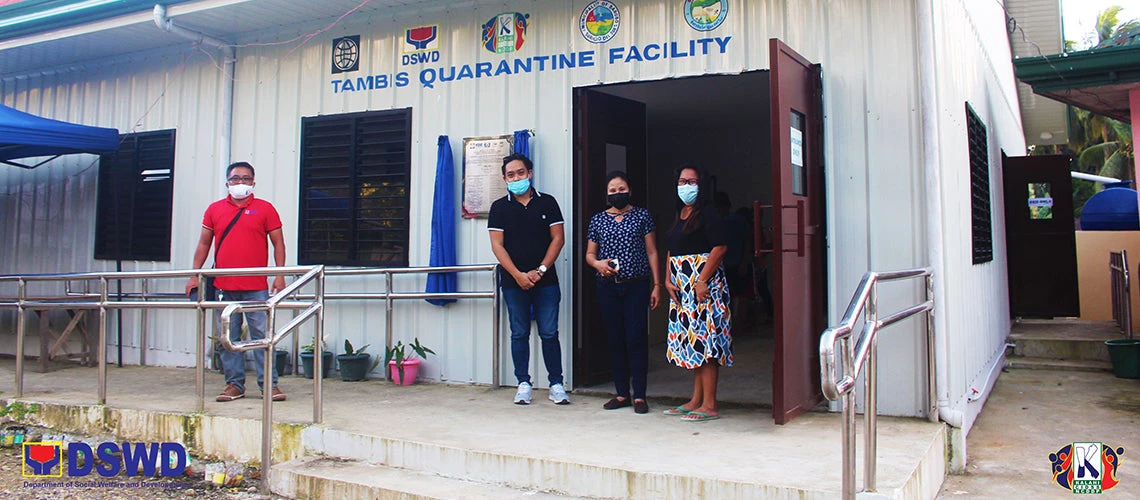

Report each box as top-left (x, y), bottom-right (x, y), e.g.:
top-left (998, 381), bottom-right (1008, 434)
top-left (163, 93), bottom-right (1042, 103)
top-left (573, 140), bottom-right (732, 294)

top-left (388, 357), bottom-right (422, 385)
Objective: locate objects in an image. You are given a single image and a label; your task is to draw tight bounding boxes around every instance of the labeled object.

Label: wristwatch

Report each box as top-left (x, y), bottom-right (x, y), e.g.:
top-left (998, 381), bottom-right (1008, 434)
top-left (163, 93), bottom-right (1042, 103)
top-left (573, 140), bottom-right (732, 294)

top-left (537, 264), bottom-right (548, 274)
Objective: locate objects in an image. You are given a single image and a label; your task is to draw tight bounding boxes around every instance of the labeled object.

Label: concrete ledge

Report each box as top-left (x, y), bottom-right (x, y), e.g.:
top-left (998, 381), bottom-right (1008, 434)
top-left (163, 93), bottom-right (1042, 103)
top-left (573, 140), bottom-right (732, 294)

top-left (4, 399), bottom-right (307, 465)
top-left (1007, 357), bottom-right (1112, 372)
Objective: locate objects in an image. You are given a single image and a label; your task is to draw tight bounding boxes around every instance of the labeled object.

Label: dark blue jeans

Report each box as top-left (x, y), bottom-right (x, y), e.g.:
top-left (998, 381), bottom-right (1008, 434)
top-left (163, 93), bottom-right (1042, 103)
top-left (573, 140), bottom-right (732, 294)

top-left (217, 289), bottom-right (276, 393)
top-left (502, 284), bottom-right (563, 385)
top-left (596, 279), bottom-right (651, 400)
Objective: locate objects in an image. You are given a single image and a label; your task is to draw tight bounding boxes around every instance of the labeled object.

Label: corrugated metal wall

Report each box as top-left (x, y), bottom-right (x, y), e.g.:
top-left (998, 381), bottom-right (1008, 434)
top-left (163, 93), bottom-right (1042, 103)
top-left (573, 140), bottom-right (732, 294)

top-left (932, 0), bottom-right (1021, 414)
top-left (0, 0), bottom-right (1026, 416)
top-left (0, 47), bottom-right (226, 366)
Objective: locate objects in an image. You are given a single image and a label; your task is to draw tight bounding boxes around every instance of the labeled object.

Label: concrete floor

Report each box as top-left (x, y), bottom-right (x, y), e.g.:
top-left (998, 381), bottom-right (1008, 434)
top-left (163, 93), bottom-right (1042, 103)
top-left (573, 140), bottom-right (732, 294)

top-left (938, 368), bottom-right (1140, 498)
top-left (576, 328), bottom-right (774, 407)
top-left (0, 357), bottom-right (943, 498)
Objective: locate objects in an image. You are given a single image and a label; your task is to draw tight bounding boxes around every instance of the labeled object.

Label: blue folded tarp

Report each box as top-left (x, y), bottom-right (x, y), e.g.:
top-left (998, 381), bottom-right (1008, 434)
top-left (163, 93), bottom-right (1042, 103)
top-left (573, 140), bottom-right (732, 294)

top-left (0, 104), bottom-right (120, 166)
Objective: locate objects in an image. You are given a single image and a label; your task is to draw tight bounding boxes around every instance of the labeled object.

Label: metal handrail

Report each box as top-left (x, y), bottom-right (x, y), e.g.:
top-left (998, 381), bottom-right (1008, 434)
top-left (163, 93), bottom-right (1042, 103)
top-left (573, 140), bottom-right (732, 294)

top-left (819, 267), bottom-right (936, 500)
top-left (0, 263), bottom-right (503, 494)
top-left (1110, 250), bottom-right (1132, 339)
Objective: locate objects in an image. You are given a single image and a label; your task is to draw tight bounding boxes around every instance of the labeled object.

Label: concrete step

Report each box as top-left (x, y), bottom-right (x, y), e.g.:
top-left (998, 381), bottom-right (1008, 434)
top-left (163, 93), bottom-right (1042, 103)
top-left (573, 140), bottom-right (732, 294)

top-left (1007, 328), bottom-right (1121, 362)
top-left (272, 456), bottom-right (568, 499)
top-left (1006, 357), bottom-right (1113, 373)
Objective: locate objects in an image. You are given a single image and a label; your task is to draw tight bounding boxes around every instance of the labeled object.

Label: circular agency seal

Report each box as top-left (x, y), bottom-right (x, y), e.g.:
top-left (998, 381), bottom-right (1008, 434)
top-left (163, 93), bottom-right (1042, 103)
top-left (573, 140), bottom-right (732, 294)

top-left (332, 37), bottom-right (360, 72)
top-left (684, 0), bottom-right (727, 32)
top-left (580, 1), bottom-right (621, 43)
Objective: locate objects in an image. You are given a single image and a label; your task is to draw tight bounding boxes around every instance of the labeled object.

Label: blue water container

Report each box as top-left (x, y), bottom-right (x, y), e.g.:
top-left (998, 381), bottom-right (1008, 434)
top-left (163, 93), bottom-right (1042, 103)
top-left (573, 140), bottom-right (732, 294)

top-left (1080, 184), bottom-right (1140, 231)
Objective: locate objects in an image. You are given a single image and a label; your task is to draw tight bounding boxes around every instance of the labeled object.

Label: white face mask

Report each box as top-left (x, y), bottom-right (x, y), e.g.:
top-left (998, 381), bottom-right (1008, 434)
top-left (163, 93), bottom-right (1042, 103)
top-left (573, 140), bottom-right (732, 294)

top-left (228, 184), bottom-right (254, 199)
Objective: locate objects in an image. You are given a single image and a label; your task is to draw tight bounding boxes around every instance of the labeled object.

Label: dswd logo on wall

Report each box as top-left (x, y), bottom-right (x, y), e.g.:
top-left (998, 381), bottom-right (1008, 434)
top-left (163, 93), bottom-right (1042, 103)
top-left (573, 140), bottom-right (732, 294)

top-left (482, 12), bottom-right (529, 54)
top-left (1050, 442), bottom-right (1125, 494)
top-left (331, 35), bottom-right (360, 73)
top-left (23, 441), bottom-right (187, 479)
top-left (580, 1), bottom-right (620, 44)
top-left (684, 0), bottom-right (727, 32)
top-left (402, 25), bottom-right (440, 65)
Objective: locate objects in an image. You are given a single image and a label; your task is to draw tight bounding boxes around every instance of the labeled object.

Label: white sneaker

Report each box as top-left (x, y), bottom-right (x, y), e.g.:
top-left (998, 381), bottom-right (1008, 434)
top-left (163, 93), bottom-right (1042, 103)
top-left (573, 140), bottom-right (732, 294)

top-left (548, 383), bottom-right (570, 405)
top-left (514, 382), bottom-right (532, 405)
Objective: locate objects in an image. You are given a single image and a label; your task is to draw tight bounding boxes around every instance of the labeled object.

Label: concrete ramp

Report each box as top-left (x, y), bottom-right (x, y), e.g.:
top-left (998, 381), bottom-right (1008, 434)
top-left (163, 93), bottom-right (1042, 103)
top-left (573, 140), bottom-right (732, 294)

top-left (0, 362), bottom-right (948, 498)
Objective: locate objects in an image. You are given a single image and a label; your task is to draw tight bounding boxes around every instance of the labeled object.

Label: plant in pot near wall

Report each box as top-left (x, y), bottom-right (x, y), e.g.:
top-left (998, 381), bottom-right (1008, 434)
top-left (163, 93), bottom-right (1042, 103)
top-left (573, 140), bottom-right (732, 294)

top-left (385, 337), bottom-right (435, 386)
top-left (299, 336), bottom-right (333, 379)
top-left (336, 339), bottom-right (380, 382)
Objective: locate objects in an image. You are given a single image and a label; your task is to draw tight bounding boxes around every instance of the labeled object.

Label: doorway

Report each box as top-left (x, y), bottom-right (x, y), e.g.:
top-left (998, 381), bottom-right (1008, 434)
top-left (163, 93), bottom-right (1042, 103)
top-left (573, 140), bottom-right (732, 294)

top-left (572, 71), bottom-right (776, 406)
top-left (572, 41), bottom-right (826, 424)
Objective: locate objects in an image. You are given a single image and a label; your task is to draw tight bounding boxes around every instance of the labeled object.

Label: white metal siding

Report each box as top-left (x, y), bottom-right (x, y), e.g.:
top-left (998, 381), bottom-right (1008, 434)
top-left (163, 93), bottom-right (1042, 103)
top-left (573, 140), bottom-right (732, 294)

top-left (931, 0), bottom-right (1022, 415)
top-left (0, 0), bottom-right (1024, 416)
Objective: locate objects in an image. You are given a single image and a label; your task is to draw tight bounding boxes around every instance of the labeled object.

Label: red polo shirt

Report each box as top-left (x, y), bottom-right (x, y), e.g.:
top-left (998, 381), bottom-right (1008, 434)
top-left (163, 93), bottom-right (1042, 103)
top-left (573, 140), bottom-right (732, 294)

top-left (202, 195), bottom-right (283, 291)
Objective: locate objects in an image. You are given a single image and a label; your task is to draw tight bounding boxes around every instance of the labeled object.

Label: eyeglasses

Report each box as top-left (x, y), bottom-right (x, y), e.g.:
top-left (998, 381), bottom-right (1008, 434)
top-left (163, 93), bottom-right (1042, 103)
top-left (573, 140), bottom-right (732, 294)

top-left (677, 178), bottom-right (700, 186)
top-left (227, 176), bottom-right (254, 184)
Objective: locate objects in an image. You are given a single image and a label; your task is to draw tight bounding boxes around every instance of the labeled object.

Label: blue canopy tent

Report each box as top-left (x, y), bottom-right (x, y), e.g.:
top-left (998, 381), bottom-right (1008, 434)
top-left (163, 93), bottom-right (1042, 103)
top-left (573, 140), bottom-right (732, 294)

top-left (0, 104), bottom-right (121, 168)
top-left (425, 135), bottom-right (458, 306)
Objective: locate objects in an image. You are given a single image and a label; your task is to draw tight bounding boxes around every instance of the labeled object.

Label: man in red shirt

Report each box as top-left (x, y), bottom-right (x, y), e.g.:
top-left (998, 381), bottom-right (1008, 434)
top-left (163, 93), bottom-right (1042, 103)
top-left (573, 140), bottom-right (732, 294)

top-left (185, 162), bottom-right (288, 402)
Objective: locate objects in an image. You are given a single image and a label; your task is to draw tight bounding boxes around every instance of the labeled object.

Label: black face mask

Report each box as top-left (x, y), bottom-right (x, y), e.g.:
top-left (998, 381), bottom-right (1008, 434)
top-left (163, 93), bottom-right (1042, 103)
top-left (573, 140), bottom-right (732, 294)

top-left (607, 192), bottom-right (631, 209)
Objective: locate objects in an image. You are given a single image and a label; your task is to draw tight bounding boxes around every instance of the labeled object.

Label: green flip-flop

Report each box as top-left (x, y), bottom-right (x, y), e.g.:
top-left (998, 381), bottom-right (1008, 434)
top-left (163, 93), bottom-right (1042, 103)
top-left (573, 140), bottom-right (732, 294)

top-left (662, 406), bottom-right (690, 416)
top-left (681, 411), bottom-right (721, 422)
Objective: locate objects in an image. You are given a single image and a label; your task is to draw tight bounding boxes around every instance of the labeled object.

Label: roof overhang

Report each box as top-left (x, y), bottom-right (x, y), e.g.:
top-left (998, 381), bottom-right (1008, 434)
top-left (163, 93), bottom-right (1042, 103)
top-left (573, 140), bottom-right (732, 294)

top-left (0, 0), bottom-right (490, 79)
top-left (1014, 45), bottom-right (1140, 123)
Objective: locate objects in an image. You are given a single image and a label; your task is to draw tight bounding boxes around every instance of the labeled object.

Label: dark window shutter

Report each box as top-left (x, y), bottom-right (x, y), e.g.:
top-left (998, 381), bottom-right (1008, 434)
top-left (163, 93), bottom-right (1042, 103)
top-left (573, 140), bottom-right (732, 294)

top-left (299, 109), bottom-right (411, 266)
top-left (94, 130), bottom-right (176, 262)
top-left (966, 104), bottom-right (992, 265)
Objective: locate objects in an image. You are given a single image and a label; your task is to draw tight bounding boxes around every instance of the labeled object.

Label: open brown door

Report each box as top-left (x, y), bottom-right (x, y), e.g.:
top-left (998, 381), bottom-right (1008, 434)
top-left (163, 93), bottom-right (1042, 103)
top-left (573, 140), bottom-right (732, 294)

top-left (572, 88), bottom-right (648, 387)
top-left (1003, 154), bottom-right (1079, 318)
top-left (769, 39), bottom-right (825, 424)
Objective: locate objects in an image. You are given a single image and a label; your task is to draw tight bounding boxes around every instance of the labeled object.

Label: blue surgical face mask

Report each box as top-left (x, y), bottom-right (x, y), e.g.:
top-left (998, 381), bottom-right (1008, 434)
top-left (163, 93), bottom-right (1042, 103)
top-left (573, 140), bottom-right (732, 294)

top-left (677, 184), bottom-right (699, 205)
top-left (507, 178), bottom-right (531, 196)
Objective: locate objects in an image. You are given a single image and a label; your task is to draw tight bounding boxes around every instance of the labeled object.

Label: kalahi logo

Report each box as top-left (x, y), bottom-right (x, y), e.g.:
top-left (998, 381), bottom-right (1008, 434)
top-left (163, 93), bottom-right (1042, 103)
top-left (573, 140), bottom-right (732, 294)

top-left (23, 441), bottom-right (187, 479)
top-left (402, 25), bottom-right (441, 66)
top-left (331, 35), bottom-right (360, 73)
top-left (580, 1), bottom-right (620, 44)
top-left (481, 12), bottom-right (529, 54)
top-left (1049, 442), bottom-right (1125, 494)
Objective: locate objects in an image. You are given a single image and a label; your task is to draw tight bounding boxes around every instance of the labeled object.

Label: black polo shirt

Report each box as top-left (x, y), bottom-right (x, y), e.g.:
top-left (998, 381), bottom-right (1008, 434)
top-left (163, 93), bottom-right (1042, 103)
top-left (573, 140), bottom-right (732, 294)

top-left (488, 190), bottom-right (564, 288)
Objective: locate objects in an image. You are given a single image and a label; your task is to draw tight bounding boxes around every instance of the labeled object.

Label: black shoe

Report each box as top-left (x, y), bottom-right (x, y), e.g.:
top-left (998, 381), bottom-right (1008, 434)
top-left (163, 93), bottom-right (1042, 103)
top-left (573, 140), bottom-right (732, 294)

top-left (633, 400), bottom-right (649, 414)
top-left (603, 397), bottom-right (632, 410)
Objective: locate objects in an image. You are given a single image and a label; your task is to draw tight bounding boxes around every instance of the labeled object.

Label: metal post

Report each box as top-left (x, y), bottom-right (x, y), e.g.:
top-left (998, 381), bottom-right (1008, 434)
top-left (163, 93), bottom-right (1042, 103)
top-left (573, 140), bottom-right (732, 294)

top-left (97, 276), bottom-right (108, 405)
top-left (1123, 250), bottom-right (1132, 339)
top-left (492, 268), bottom-right (501, 388)
top-left (140, 279), bottom-right (149, 366)
top-left (261, 307), bottom-right (276, 494)
top-left (15, 278), bottom-right (26, 398)
top-left (926, 275), bottom-right (938, 423)
top-left (196, 271), bottom-right (206, 413)
top-left (384, 272), bottom-right (394, 381)
top-left (841, 336), bottom-right (856, 500)
top-left (864, 283), bottom-right (879, 492)
top-left (315, 267), bottom-right (324, 424)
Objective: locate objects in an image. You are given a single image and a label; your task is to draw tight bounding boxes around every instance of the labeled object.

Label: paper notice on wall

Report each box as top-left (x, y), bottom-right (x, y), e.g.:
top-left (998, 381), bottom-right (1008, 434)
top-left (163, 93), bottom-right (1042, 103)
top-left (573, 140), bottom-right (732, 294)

top-left (462, 135), bottom-right (513, 217)
top-left (790, 127), bottom-right (804, 167)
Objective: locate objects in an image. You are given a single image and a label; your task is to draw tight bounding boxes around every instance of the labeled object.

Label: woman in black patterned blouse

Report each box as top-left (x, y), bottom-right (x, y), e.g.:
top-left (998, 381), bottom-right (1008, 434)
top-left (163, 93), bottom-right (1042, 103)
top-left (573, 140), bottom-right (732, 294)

top-left (585, 171), bottom-right (663, 414)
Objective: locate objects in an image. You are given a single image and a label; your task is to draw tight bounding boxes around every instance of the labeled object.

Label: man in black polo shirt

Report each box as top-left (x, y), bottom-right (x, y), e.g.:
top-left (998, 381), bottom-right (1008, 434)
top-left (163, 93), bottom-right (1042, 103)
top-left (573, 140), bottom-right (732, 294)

top-left (488, 153), bottom-right (569, 405)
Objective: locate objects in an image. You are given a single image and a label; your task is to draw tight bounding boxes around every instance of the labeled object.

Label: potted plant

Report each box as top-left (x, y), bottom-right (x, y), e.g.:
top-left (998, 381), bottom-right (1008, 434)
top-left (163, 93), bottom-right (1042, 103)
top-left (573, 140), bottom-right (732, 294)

top-left (336, 339), bottom-right (380, 382)
top-left (299, 336), bottom-right (333, 379)
top-left (385, 337), bottom-right (435, 386)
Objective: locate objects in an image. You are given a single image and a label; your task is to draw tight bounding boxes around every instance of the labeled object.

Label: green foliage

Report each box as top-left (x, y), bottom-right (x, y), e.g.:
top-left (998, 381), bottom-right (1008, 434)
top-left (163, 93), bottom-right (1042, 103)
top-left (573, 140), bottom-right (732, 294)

top-left (343, 339), bottom-right (370, 356)
top-left (0, 402), bottom-right (39, 421)
top-left (301, 335), bottom-right (326, 353)
top-left (384, 338), bottom-right (436, 384)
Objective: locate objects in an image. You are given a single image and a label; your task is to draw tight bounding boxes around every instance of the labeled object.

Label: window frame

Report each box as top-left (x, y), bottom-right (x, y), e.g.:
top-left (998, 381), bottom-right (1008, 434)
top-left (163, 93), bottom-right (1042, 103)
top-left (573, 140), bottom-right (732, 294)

top-left (297, 108), bottom-right (412, 267)
top-left (93, 129), bottom-right (176, 262)
top-left (966, 103), bottom-right (993, 265)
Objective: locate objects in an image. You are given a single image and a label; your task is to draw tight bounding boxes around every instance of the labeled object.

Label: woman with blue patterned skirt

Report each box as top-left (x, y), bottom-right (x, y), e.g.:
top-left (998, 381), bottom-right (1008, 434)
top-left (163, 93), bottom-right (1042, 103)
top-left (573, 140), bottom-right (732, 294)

top-left (586, 171), bottom-right (663, 414)
top-left (663, 164), bottom-right (732, 422)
